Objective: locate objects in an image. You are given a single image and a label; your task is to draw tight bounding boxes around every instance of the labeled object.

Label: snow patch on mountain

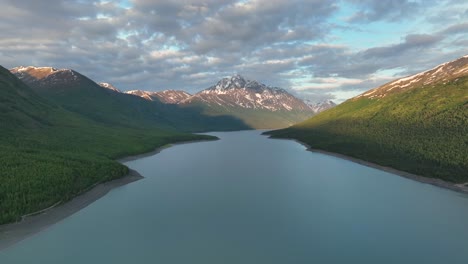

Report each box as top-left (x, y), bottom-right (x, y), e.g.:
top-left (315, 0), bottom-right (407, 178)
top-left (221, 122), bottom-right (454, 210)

top-left (11, 66), bottom-right (80, 85)
top-left (126, 90), bottom-right (192, 104)
top-left (182, 75), bottom-right (314, 112)
top-left (357, 55), bottom-right (468, 99)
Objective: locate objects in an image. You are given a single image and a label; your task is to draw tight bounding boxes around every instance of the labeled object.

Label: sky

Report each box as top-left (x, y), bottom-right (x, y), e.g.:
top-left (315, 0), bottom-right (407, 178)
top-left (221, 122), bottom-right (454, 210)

top-left (0, 0), bottom-right (467, 103)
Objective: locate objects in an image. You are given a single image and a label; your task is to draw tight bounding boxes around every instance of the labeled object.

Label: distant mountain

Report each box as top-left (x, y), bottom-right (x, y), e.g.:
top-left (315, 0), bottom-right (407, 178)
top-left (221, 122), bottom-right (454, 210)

top-left (184, 75), bottom-right (312, 111)
top-left (126, 90), bottom-right (191, 104)
top-left (124, 75), bottom-right (319, 129)
top-left (11, 66), bottom-right (249, 131)
top-left (179, 75), bottom-right (315, 128)
top-left (306, 99), bottom-right (337, 113)
top-left (267, 55), bottom-right (468, 183)
top-left (99, 82), bottom-right (121, 92)
top-left (11, 66), bottom-right (174, 129)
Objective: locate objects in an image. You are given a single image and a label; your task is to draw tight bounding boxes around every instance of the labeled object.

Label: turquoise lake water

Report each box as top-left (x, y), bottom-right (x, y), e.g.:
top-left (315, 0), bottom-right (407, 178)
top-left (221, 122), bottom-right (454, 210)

top-left (1, 130), bottom-right (468, 263)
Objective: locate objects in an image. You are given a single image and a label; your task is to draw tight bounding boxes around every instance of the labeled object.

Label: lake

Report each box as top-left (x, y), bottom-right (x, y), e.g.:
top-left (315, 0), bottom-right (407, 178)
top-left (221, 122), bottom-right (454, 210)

top-left (1, 130), bottom-right (468, 263)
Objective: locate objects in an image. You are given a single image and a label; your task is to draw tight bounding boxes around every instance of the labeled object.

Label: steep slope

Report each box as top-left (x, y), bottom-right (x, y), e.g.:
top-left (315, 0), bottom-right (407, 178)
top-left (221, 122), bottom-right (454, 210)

top-left (11, 66), bottom-right (174, 129)
top-left (356, 56), bottom-right (468, 99)
top-left (267, 56), bottom-right (468, 182)
top-left (0, 66), bottom-right (213, 224)
top-left (180, 75), bottom-right (315, 129)
top-left (0, 66), bottom-right (57, 131)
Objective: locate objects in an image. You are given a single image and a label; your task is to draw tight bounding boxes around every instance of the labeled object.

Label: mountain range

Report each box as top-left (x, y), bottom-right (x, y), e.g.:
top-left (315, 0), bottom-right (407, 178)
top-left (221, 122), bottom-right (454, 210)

top-left (10, 66), bottom-right (251, 132)
top-left (126, 90), bottom-right (192, 104)
top-left (3, 55), bottom-right (467, 226)
top-left (11, 68), bottom-right (332, 130)
top-left (126, 75), bottom-right (334, 128)
top-left (267, 55), bottom-right (468, 182)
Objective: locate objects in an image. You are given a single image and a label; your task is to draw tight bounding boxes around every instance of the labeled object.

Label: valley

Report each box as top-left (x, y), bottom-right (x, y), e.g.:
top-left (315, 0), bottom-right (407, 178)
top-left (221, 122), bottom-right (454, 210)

top-left (1, 65), bottom-right (329, 226)
top-left (1, 1), bottom-right (467, 263)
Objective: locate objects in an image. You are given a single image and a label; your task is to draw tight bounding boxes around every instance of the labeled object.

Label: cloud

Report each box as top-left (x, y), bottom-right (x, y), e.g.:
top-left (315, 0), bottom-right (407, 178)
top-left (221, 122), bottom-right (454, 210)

top-left (361, 34), bottom-right (443, 59)
top-left (0, 0), bottom-right (466, 102)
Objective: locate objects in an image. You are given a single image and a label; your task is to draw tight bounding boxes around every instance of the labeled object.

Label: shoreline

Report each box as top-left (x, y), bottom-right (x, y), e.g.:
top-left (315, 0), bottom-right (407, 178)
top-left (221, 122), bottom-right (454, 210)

top-left (0, 138), bottom-right (216, 252)
top-left (0, 169), bottom-right (143, 251)
top-left (117, 138), bottom-right (217, 163)
top-left (270, 136), bottom-right (468, 195)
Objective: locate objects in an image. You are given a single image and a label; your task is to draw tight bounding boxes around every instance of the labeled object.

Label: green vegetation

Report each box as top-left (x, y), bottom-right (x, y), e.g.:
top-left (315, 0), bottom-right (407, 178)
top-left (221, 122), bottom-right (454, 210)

top-left (0, 66), bottom-right (215, 224)
top-left (267, 76), bottom-right (468, 182)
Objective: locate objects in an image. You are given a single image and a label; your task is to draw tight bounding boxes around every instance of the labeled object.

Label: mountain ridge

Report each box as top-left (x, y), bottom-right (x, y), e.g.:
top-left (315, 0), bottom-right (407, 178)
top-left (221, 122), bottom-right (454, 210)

top-left (126, 90), bottom-right (192, 104)
top-left (357, 56), bottom-right (468, 100)
top-left (11, 67), bottom-right (251, 132)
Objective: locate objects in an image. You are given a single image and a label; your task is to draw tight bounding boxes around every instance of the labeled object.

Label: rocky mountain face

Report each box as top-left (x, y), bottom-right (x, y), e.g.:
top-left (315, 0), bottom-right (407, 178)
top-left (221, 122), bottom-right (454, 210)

top-left (126, 90), bottom-right (191, 104)
top-left (124, 75), bottom-right (330, 128)
top-left (357, 55), bottom-right (468, 99)
top-left (182, 75), bottom-right (313, 112)
top-left (176, 75), bottom-right (318, 128)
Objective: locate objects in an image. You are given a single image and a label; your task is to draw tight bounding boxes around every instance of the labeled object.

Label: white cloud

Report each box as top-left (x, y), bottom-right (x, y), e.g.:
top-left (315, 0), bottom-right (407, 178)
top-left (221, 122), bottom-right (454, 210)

top-left (0, 0), bottom-right (466, 100)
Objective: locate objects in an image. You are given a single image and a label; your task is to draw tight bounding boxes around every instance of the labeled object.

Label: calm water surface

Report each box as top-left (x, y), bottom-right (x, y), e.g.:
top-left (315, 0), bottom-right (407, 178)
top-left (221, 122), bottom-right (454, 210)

top-left (1, 131), bottom-right (468, 263)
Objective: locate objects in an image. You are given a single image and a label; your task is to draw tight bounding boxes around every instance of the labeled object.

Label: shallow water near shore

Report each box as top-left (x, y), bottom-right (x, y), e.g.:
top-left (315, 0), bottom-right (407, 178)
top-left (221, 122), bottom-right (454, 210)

top-left (1, 130), bottom-right (468, 263)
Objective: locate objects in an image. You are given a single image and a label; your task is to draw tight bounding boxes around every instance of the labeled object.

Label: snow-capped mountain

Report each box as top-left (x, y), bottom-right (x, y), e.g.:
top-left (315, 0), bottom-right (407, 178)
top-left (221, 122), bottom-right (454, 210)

top-left (126, 90), bottom-right (191, 104)
top-left (10, 66), bottom-right (80, 88)
top-left (99, 82), bottom-right (121, 92)
top-left (306, 99), bottom-right (337, 113)
top-left (126, 90), bottom-right (158, 101)
top-left (9, 67), bottom-right (327, 128)
top-left (175, 75), bottom-right (316, 128)
top-left (181, 74), bottom-right (313, 112)
top-left (358, 55), bottom-right (468, 99)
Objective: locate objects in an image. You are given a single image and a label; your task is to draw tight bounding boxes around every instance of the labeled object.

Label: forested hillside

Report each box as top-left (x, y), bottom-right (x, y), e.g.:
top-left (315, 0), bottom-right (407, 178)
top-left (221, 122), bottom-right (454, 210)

top-left (267, 57), bottom-right (468, 183)
top-left (0, 66), bottom-right (214, 224)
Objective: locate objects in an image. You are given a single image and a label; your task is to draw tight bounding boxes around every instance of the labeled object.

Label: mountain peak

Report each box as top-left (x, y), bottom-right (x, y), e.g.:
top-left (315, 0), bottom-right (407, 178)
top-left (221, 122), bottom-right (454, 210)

top-left (11, 66), bottom-right (89, 92)
top-left (11, 66), bottom-right (66, 80)
top-left (11, 66), bottom-right (59, 72)
top-left (186, 75), bottom-right (314, 115)
top-left (214, 74), bottom-right (247, 90)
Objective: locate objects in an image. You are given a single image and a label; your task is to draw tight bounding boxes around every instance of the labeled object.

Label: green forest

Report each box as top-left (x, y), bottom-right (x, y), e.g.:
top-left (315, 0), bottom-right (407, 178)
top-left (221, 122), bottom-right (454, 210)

top-left (267, 76), bottom-right (468, 183)
top-left (0, 66), bottom-right (215, 224)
